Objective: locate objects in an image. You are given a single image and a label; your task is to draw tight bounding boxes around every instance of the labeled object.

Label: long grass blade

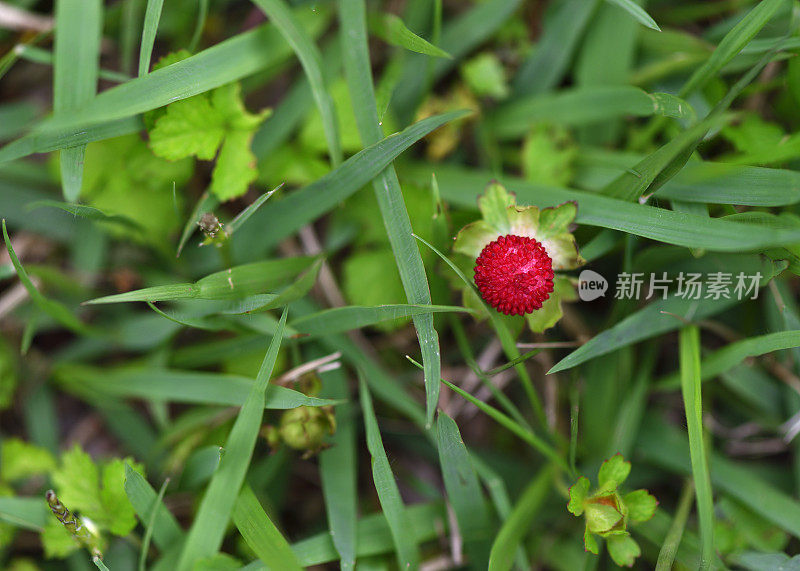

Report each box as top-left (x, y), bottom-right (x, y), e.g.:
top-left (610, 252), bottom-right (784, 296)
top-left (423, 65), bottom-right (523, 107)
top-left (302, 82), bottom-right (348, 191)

top-left (403, 163), bottom-right (800, 252)
top-left (252, 0), bottom-right (341, 166)
top-left (511, 0), bottom-right (597, 96)
top-left (437, 412), bottom-right (493, 567)
top-left (656, 330), bottom-right (800, 391)
top-left (605, 0), bottom-right (660, 31)
top-left (232, 485), bottom-right (303, 570)
top-left (138, 0), bottom-right (164, 77)
top-left (678, 326), bottom-right (714, 570)
top-left (489, 86), bottom-right (692, 139)
top-left (291, 304), bottom-right (470, 336)
top-left (53, 0), bottom-right (102, 201)
top-left (124, 466), bottom-right (183, 551)
top-left (488, 467), bottom-right (554, 571)
top-left (359, 375), bottom-right (420, 569)
top-left (655, 480), bottom-right (694, 571)
top-left (339, 0), bottom-right (442, 427)
top-left (3, 220), bottom-right (95, 336)
top-left (55, 364), bottom-right (337, 409)
top-left (235, 110), bottom-right (467, 256)
top-left (318, 363), bottom-right (357, 569)
top-left (175, 309), bottom-right (288, 570)
top-left (84, 257), bottom-right (315, 304)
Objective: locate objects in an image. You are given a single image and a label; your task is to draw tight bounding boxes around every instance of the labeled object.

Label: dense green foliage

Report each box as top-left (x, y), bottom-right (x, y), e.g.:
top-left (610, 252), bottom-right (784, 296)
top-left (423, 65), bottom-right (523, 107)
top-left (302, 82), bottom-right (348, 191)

top-left (2, 0), bottom-right (800, 569)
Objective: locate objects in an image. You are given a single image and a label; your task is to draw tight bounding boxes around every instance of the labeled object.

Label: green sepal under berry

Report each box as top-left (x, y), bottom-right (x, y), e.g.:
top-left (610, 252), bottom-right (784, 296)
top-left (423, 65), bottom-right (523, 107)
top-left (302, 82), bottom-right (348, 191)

top-left (567, 454), bottom-right (657, 567)
top-left (452, 182), bottom-right (584, 331)
top-left (453, 182), bottom-right (584, 270)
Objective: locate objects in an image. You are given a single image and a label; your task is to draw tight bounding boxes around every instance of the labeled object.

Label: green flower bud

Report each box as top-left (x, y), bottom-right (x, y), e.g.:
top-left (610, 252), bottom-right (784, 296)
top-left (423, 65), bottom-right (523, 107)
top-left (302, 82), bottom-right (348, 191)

top-left (567, 455), bottom-right (656, 567)
top-left (278, 406), bottom-right (336, 456)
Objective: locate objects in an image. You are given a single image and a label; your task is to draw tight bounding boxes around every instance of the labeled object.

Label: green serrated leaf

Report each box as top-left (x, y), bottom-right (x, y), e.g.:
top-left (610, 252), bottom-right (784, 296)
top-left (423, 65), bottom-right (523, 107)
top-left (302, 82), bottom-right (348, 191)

top-left (0, 439), bottom-right (56, 482)
top-left (210, 129), bottom-right (259, 201)
top-left (568, 477), bottom-right (590, 516)
top-left (41, 520), bottom-right (81, 558)
top-left (149, 95), bottom-right (225, 160)
top-left (525, 277), bottom-right (574, 333)
top-left (623, 489), bottom-right (658, 523)
top-left (584, 527), bottom-right (599, 554)
top-left (52, 445), bottom-right (102, 522)
top-left (606, 533), bottom-right (641, 567)
top-left (598, 454), bottom-right (631, 490)
top-left (100, 459), bottom-right (142, 536)
top-left (477, 182), bottom-right (515, 233)
top-left (148, 72), bottom-right (269, 202)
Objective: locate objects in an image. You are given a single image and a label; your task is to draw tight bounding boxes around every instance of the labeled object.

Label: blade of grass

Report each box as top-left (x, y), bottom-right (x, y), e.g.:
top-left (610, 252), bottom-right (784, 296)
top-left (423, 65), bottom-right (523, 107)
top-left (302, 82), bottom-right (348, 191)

top-left (573, 0), bottom-right (640, 146)
top-left (176, 192), bottom-right (219, 257)
top-left (681, 0), bottom-right (786, 99)
top-left (138, 0), bottom-right (164, 77)
top-left (0, 497), bottom-right (48, 530)
top-left (252, 0), bottom-right (341, 166)
top-left (607, 345), bottom-right (656, 457)
top-left (370, 13), bottom-right (452, 58)
top-left (488, 467), bottom-right (554, 571)
top-left (511, 0), bottom-right (597, 96)
top-left (124, 466), bottom-right (183, 552)
top-left (449, 316), bottom-right (532, 430)
top-left (656, 330), bottom-right (800, 391)
top-left (0, 117), bottom-right (142, 163)
top-left (289, 502), bottom-right (444, 566)
top-left (226, 184), bottom-right (283, 236)
top-left (139, 477), bottom-right (170, 571)
top-left (605, 43), bottom-right (784, 202)
top-left (3, 220), bottom-right (95, 336)
top-left (437, 412), bottom-right (493, 567)
top-left (359, 375), bottom-right (420, 569)
top-left (393, 0), bottom-right (522, 121)
top-left (220, 260), bottom-right (323, 315)
top-left (639, 417), bottom-right (800, 539)
top-left (468, 456), bottom-right (531, 570)
top-left (55, 364), bottom-right (337, 409)
top-left (401, 163), bottom-right (800, 251)
top-left (340, 0), bottom-right (443, 427)
top-left (232, 485), bottom-right (303, 570)
top-left (17, 45), bottom-right (131, 83)
top-left (605, 0), bottom-right (660, 31)
top-left (175, 309), bottom-right (288, 570)
top-left (84, 256), bottom-right (315, 304)
top-left (633, 0), bottom-right (788, 148)
top-left (424, 367), bottom-right (566, 470)
top-left (235, 110), bottom-right (468, 257)
top-left (489, 87), bottom-right (693, 140)
top-left (655, 480), bottom-right (695, 571)
top-left (318, 361), bottom-right (357, 569)
top-left (4, 15), bottom-right (329, 156)
top-left (679, 326), bottom-right (714, 570)
top-left (291, 304), bottom-right (470, 336)
top-left (54, 0), bottom-right (101, 201)
top-left (188, 0), bottom-right (209, 52)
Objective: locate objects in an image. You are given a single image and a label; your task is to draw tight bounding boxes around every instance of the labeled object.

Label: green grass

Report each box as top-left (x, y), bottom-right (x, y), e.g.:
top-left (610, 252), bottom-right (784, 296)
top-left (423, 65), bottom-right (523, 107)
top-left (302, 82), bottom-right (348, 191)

top-left (2, 0), bottom-right (800, 569)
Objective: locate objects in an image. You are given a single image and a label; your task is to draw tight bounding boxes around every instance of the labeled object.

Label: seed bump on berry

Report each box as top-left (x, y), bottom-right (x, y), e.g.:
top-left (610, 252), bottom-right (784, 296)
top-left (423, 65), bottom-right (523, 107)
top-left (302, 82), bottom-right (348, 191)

top-left (473, 234), bottom-right (555, 316)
